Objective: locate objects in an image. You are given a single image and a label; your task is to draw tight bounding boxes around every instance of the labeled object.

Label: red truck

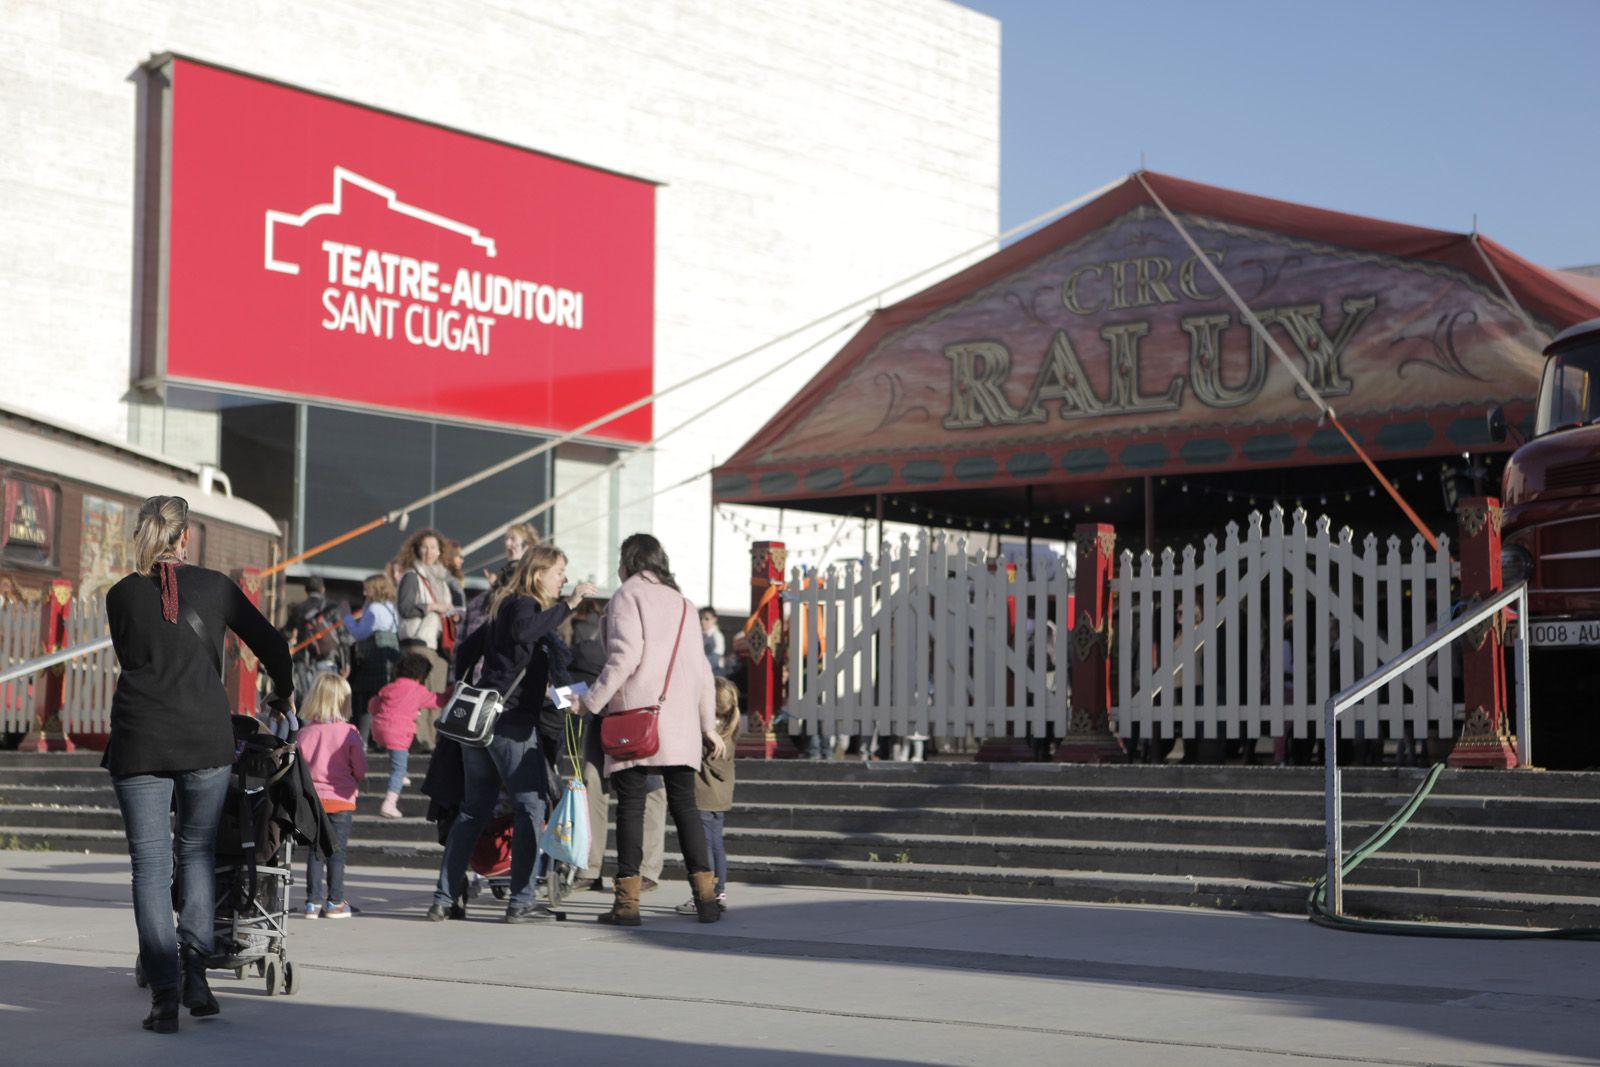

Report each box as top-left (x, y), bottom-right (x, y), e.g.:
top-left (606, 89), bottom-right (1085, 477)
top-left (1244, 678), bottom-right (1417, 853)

top-left (1489, 316), bottom-right (1600, 768)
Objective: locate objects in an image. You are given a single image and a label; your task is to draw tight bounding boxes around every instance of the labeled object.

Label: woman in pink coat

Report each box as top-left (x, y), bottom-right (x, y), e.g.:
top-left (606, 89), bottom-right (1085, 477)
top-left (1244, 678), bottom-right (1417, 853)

top-left (581, 534), bottom-right (725, 926)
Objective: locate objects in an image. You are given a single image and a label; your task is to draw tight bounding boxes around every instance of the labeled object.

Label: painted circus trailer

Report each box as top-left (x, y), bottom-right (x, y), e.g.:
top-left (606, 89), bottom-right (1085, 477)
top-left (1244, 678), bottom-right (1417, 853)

top-left (1, 403), bottom-right (282, 747)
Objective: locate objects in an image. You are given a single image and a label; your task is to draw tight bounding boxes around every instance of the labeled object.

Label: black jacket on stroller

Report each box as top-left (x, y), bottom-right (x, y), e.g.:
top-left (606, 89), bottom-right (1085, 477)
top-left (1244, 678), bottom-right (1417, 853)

top-left (218, 717), bottom-right (335, 869)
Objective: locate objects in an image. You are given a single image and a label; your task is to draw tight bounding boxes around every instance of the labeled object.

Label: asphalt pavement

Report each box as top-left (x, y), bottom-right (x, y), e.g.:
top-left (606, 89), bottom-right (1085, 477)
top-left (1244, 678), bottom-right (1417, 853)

top-left (1, 850), bottom-right (1595, 1066)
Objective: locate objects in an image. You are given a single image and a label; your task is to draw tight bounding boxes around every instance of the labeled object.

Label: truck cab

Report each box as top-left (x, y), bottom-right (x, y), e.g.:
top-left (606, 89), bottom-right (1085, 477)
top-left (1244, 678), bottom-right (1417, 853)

top-left (1490, 316), bottom-right (1600, 766)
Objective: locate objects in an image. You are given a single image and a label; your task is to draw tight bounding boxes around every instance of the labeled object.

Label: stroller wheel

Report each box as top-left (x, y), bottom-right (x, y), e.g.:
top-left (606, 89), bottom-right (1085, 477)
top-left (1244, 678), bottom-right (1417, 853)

top-left (263, 959), bottom-right (279, 996)
top-left (490, 885), bottom-right (507, 900)
top-left (254, 958), bottom-right (266, 978)
top-left (134, 957), bottom-right (147, 989)
top-left (233, 966), bottom-right (246, 981)
top-left (546, 861), bottom-right (575, 912)
top-left (282, 960), bottom-right (300, 996)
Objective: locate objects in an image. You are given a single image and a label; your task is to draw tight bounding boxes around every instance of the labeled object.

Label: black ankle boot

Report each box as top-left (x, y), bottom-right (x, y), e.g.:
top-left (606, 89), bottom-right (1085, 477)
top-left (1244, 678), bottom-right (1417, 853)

top-left (180, 946), bottom-right (219, 1017)
top-left (143, 986), bottom-right (180, 1033)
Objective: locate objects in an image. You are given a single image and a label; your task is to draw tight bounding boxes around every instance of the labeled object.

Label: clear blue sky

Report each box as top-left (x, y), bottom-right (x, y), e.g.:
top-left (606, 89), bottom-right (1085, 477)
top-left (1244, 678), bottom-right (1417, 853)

top-left (958, 0), bottom-right (1599, 268)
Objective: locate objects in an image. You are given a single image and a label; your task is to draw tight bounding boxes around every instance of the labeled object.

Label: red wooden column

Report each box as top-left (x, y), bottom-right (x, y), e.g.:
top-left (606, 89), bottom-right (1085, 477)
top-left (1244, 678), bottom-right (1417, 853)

top-left (1056, 523), bottom-right (1123, 763)
top-left (1448, 497), bottom-right (1517, 769)
top-left (227, 568), bottom-right (264, 717)
top-left (21, 581), bottom-right (75, 752)
top-left (736, 540), bottom-right (796, 759)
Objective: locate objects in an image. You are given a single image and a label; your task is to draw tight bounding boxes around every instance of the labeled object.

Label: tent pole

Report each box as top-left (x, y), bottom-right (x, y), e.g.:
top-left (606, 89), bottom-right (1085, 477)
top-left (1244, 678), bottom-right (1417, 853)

top-left (1144, 477), bottom-right (1155, 553)
top-left (1025, 485), bottom-right (1035, 580)
top-left (874, 494), bottom-right (885, 553)
top-left (707, 491), bottom-right (716, 609)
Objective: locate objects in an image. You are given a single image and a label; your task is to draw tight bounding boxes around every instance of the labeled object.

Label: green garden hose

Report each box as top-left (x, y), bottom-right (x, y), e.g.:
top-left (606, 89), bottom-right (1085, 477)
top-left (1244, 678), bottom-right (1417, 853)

top-left (1307, 762), bottom-right (1600, 940)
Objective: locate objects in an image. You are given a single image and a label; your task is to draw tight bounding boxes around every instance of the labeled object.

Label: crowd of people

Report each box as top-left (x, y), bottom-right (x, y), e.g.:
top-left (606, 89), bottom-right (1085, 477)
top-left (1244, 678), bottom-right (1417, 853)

top-left (102, 496), bottom-right (740, 1034)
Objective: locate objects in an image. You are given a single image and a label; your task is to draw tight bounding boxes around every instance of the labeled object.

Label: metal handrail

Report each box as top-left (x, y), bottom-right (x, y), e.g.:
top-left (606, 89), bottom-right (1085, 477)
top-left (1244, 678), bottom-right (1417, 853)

top-left (0, 635), bottom-right (114, 687)
top-left (1322, 582), bottom-right (1530, 917)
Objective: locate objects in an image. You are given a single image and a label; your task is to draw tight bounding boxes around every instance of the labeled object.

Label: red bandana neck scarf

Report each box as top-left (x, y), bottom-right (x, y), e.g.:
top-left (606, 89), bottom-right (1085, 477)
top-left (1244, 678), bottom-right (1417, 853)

top-left (156, 560), bottom-right (180, 624)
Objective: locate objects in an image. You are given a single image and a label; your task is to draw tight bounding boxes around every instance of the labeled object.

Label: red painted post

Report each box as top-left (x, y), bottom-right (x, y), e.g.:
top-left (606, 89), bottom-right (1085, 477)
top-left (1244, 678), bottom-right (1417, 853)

top-left (21, 581), bottom-right (75, 752)
top-left (736, 540), bottom-right (796, 759)
top-left (1447, 497), bottom-right (1517, 769)
top-left (228, 568), bottom-right (264, 717)
top-left (1056, 523), bottom-right (1123, 763)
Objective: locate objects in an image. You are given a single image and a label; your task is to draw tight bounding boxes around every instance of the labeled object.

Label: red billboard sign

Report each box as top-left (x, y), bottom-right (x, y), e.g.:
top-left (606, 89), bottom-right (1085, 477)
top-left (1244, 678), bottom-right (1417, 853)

top-left (154, 57), bottom-right (655, 441)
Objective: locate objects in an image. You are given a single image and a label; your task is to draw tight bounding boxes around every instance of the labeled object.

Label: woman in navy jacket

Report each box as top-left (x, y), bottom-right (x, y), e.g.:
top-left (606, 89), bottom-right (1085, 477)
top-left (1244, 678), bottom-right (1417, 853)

top-left (427, 544), bottom-right (595, 923)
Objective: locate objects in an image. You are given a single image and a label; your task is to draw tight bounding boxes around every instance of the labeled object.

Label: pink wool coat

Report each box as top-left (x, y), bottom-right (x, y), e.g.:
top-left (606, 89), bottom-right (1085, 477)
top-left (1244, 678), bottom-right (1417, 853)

top-left (581, 572), bottom-right (716, 774)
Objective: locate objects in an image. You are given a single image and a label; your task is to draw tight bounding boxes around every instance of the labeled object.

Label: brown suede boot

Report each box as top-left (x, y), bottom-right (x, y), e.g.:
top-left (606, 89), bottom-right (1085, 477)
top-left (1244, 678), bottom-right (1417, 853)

top-left (597, 875), bottom-right (642, 926)
top-left (689, 871), bottom-right (721, 924)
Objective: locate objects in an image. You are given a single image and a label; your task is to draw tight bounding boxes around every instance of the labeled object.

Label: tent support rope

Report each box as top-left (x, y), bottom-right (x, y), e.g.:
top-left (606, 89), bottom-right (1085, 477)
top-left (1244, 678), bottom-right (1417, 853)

top-left (1135, 172), bottom-right (1439, 552)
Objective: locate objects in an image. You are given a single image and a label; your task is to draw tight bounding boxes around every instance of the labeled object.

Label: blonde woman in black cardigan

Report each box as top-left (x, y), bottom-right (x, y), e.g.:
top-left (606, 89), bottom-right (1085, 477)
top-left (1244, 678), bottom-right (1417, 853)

top-left (104, 496), bottom-right (294, 1033)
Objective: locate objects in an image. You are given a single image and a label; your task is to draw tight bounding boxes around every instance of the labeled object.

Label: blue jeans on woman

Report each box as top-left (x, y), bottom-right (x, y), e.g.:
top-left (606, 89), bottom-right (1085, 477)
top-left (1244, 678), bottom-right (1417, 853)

top-left (306, 810), bottom-right (354, 906)
top-left (701, 810), bottom-right (727, 895)
top-left (433, 727), bottom-right (548, 909)
top-left (111, 765), bottom-right (231, 991)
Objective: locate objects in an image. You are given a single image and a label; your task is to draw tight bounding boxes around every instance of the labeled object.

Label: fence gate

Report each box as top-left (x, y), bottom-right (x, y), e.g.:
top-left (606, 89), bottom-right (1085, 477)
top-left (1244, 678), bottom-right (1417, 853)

top-left (785, 531), bottom-right (1074, 739)
top-left (1113, 505), bottom-right (1456, 743)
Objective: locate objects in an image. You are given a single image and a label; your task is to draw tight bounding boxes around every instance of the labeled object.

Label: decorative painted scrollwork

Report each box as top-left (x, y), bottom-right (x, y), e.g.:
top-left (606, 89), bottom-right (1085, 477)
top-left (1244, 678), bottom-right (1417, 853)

top-left (1458, 502), bottom-right (1503, 542)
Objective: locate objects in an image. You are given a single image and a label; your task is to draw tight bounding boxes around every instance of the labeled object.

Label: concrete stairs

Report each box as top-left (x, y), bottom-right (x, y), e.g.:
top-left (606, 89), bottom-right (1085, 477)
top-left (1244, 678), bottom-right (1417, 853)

top-left (1, 752), bottom-right (1596, 928)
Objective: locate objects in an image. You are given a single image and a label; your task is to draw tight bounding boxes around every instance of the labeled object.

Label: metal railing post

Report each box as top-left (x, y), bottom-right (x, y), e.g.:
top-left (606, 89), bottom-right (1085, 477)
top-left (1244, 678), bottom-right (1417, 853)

top-left (1321, 583), bottom-right (1528, 919)
top-left (1323, 694), bottom-right (1342, 916)
top-left (1515, 586), bottom-right (1531, 768)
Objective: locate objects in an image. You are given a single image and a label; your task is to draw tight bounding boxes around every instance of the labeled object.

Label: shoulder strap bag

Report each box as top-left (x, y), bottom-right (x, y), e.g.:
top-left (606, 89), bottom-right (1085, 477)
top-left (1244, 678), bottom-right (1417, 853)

top-left (600, 599), bottom-right (690, 761)
top-left (434, 611), bottom-right (526, 749)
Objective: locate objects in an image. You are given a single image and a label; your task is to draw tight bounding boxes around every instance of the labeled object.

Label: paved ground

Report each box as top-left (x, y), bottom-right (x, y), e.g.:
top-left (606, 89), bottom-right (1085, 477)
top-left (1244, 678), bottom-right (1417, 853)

top-left (0, 850), bottom-right (1595, 1066)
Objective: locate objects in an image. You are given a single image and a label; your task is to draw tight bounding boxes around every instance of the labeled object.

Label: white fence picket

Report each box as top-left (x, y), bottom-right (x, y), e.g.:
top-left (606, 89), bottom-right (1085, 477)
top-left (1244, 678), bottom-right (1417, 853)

top-left (1112, 507), bottom-right (1459, 744)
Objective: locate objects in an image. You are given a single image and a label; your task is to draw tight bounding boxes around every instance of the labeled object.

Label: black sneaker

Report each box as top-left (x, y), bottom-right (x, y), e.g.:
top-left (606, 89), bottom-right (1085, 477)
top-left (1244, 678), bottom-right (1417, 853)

top-left (505, 904), bottom-right (554, 924)
top-left (425, 903), bottom-right (463, 922)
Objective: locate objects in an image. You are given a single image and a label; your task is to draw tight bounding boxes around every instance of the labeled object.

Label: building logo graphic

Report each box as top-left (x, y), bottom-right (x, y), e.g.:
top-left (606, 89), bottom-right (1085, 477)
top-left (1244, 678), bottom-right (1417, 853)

top-left (261, 166), bottom-right (583, 356)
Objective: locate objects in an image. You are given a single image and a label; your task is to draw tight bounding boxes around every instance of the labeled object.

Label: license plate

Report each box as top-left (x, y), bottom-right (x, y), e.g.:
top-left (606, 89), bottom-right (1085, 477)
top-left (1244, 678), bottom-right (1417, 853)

top-left (1529, 619), bottom-right (1600, 648)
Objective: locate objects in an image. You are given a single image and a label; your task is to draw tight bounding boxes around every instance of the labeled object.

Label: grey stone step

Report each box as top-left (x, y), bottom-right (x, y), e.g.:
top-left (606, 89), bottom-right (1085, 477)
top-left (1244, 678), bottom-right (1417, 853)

top-left (9, 801), bottom-right (1597, 898)
top-left (7, 779), bottom-right (1599, 861)
top-left (734, 759), bottom-right (1600, 799)
top-left (8, 824), bottom-right (1597, 929)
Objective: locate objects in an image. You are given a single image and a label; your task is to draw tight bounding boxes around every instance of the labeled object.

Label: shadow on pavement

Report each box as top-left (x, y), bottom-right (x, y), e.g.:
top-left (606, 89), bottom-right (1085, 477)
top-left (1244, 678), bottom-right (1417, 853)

top-left (0, 957), bottom-right (937, 1066)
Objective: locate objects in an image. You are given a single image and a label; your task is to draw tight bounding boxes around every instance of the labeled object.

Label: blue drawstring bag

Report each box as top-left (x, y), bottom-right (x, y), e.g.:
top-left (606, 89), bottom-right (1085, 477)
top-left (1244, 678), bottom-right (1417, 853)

top-left (539, 780), bottom-right (590, 867)
top-left (539, 714), bottom-right (590, 867)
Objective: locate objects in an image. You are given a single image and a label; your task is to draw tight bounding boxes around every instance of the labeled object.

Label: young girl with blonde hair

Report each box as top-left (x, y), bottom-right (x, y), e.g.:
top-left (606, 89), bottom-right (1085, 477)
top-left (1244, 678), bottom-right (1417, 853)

top-left (296, 672), bottom-right (366, 919)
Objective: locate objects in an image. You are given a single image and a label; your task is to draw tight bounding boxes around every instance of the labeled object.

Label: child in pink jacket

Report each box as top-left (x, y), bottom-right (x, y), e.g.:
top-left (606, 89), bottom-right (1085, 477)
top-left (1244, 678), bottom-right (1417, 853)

top-left (297, 672), bottom-right (367, 918)
top-left (368, 653), bottom-right (440, 818)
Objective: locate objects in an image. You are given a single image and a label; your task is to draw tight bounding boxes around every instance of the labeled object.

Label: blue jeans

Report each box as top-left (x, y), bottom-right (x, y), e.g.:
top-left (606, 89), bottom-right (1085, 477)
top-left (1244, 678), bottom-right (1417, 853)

top-left (386, 748), bottom-right (409, 795)
top-left (111, 765), bottom-right (231, 991)
top-left (306, 810), bottom-right (353, 905)
top-left (701, 810), bottom-right (727, 895)
top-left (433, 730), bottom-right (548, 908)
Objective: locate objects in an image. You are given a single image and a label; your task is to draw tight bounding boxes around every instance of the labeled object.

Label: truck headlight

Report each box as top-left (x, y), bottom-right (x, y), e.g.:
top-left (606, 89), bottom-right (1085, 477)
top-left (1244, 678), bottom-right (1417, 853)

top-left (1500, 545), bottom-right (1533, 585)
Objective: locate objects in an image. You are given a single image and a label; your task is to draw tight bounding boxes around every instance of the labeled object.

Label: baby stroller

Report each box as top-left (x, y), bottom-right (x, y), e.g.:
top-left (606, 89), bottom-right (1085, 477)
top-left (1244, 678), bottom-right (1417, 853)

top-left (136, 715), bottom-right (320, 997)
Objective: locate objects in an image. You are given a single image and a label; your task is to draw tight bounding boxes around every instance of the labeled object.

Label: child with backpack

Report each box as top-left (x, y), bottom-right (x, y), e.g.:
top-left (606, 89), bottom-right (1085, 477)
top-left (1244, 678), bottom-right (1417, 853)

top-left (677, 677), bottom-right (742, 916)
top-left (297, 671), bottom-right (366, 919)
top-left (368, 652), bottom-right (440, 818)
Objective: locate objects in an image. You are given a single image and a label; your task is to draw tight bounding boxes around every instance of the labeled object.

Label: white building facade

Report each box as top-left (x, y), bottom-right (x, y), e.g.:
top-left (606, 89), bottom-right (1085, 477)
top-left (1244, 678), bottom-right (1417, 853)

top-left (0, 0), bottom-right (999, 610)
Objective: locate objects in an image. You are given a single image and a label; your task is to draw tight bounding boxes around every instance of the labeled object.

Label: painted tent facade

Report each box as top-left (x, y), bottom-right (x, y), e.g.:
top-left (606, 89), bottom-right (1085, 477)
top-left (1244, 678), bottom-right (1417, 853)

top-left (714, 173), bottom-right (1599, 507)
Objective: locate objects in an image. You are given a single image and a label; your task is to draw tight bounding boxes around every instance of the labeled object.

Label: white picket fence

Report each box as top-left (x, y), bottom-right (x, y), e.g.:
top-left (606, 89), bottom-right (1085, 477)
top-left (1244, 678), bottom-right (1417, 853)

top-left (62, 596), bottom-right (117, 733)
top-left (1114, 506), bottom-right (1457, 742)
top-left (1, 599), bottom-right (45, 733)
top-left (0, 596), bottom-right (118, 734)
top-left (785, 532), bottom-right (1074, 738)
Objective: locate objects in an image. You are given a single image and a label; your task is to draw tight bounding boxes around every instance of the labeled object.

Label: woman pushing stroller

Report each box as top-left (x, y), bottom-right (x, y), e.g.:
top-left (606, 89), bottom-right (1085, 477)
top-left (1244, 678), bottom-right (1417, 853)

top-left (103, 496), bottom-right (295, 1033)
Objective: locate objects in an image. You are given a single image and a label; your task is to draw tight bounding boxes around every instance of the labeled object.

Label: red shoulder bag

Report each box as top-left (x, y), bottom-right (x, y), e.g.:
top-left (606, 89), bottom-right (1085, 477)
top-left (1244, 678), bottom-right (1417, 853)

top-left (600, 600), bottom-right (690, 761)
